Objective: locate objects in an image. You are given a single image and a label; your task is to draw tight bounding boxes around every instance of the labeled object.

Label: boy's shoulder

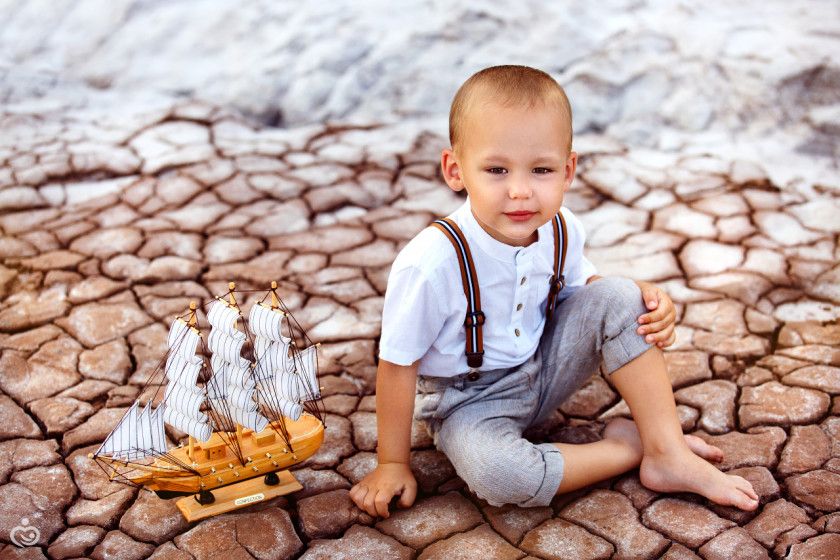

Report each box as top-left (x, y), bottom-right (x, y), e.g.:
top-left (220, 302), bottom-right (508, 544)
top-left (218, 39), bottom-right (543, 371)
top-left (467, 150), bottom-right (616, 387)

top-left (391, 222), bottom-right (459, 277)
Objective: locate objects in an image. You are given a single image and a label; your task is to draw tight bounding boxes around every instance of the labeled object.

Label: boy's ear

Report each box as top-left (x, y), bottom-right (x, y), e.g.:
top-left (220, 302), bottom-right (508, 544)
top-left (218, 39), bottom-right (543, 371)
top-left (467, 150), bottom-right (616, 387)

top-left (441, 148), bottom-right (465, 192)
top-left (562, 151), bottom-right (578, 192)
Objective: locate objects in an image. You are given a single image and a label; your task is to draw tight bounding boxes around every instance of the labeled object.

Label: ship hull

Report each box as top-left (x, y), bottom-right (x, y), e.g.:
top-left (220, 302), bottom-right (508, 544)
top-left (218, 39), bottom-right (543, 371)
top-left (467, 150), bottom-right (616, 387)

top-left (99, 412), bottom-right (324, 495)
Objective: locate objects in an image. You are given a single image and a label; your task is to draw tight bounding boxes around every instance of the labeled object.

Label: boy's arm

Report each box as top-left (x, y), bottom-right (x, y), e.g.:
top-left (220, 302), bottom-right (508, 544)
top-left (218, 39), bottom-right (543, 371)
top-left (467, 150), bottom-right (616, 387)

top-left (586, 274), bottom-right (676, 348)
top-left (349, 358), bottom-right (418, 518)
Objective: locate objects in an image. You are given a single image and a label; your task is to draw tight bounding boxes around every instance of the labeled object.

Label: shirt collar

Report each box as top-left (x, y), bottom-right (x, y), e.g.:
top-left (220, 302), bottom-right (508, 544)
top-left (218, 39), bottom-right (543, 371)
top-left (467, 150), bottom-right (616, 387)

top-left (453, 198), bottom-right (549, 263)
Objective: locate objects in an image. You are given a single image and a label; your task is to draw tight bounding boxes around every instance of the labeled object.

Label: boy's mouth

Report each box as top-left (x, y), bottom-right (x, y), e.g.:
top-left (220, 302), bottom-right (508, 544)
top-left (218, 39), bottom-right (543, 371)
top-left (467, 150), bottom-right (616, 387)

top-left (505, 211), bottom-right (536, 222)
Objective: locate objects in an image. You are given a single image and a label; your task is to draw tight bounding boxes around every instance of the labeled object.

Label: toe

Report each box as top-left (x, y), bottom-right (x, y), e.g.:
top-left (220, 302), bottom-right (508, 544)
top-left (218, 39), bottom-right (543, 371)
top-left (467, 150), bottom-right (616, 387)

top-left (735, 476), bottom-right (759, 500)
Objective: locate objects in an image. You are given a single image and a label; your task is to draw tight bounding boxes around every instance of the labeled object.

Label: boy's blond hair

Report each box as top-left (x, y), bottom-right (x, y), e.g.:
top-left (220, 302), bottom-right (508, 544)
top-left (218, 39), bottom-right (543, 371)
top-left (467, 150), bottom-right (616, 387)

top-left (449, 65), bottom-right (573, 154)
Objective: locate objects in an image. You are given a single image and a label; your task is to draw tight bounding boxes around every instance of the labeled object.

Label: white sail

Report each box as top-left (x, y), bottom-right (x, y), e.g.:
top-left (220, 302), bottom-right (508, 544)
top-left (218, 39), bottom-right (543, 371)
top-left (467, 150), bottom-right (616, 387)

top-left (207, 300), bottom-right (241, 335)
top-left (164, 353), bottom-right (202, 386)
top-left (273, 397), bottom-right (303, 421)
top-left (99, 401), bottom-right (169, 460)
top-left (207, 328), bottom-right (248, 367)
top-left (205, 300), bottom-right (269, 433)
top-left (275, 345), bottom-right (320, 401)
top-left (249, 303), bottom-right (290, 342)
top-left (135, 403), bottom-right (167, 459)
top-left (162, 406), bottom-right (213, 442)
top-left (228, 407), bottom-right (269, 432)
top-left (164, 383), bottom-right (204, 417)
top-left (252, 337), bottom-right (287, 382)
top-left (149, 405), bottom-right (167, 454)
top-left (98, 401), bottom-right (137, 457)
top-left (167, 319), bottom-right (200, 361)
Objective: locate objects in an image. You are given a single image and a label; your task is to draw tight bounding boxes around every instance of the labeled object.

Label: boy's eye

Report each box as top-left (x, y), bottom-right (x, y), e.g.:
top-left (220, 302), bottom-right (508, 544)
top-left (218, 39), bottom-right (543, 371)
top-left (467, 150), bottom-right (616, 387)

top-left (533, 167), bottom-right (554, 174)
top-left (486, 167), bottom-right (507, 174)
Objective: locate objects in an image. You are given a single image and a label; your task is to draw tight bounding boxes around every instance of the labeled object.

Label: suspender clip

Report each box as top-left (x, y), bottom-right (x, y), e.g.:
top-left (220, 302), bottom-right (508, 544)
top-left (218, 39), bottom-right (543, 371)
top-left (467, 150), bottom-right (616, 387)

top-left (464, 310), bottom-right (486, 327)
top-left (466, 353), bottom-right (484, 369)
top-left (549, 274), bottom-right (566, 296)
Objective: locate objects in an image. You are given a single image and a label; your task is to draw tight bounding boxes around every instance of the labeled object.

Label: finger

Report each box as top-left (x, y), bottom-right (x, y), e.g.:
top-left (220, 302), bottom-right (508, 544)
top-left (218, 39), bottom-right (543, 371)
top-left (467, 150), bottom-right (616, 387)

top-left (398, 480), bottom-right (417, 509)
top-left (645, 323), bottom-right (674, 344)
top-left (373, 488), bottom-right (394, 518)
top-left (638, 309), bottom-right (669, 331)
top-left (640, 302), bottom-right (675, 327)
top-left (349, 484), bottom-right (366, 506)
top-left (638, 299), bottom-right (672, 324)
top-left (362, 486), bottom-right (382, 517)
top-left (641, 287), bottom-right (659, 310)
top-left (657, 328), bottom-right (677, 348)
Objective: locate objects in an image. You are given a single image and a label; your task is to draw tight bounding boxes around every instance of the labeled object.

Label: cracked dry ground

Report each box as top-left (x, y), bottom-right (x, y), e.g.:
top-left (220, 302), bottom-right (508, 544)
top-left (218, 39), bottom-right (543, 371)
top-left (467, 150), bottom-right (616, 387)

top-left (0, 102), bottom-right (838, 560)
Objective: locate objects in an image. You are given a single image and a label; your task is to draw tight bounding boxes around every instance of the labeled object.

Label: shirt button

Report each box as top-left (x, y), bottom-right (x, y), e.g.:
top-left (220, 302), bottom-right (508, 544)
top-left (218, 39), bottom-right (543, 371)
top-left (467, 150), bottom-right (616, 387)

top-left (520, 276), bottom-right (527, 285)
top-left (516, 303), bottom-right (523, 311)
top-left (514, 328), bottom-right (521, 337)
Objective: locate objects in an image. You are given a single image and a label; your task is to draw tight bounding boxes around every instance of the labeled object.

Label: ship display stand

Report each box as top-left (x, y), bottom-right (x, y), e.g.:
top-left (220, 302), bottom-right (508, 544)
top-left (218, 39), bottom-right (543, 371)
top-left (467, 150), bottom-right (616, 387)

top-left (91, 282), bottom-right (326, 522)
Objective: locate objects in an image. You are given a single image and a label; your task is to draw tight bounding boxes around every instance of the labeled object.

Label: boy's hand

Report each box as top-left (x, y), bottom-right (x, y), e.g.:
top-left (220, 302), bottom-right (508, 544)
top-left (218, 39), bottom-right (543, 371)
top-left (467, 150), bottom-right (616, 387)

top-left (349, 462), bottom-right (417, 518)
top-left (635, 280), bottom-right (676, 348)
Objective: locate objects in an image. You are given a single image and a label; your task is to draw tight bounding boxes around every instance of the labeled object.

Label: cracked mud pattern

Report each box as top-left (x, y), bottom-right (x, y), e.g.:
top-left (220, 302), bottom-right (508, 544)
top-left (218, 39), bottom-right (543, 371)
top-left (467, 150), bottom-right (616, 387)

top-left (0, 97), bottom-right (838, 560)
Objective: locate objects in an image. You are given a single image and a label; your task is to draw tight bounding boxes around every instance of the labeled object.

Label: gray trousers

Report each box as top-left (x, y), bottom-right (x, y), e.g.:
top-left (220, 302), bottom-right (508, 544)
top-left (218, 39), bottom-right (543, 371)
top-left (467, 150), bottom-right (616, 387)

top-left (415, 277), bottom-right (652, 507)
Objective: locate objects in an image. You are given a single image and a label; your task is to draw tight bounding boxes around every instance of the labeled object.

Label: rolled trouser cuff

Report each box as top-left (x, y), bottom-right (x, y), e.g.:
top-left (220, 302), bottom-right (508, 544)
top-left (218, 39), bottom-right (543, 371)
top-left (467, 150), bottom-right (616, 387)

top-left (518, 442), bottom-right (565, 508)
top-left (602, 311), bottom-right (653, 374)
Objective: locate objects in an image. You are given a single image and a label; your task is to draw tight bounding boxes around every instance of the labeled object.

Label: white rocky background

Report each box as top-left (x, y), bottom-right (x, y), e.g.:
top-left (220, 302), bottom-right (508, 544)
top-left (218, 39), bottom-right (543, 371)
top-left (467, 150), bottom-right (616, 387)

top-left (1, 2), bottom-right (839, 560)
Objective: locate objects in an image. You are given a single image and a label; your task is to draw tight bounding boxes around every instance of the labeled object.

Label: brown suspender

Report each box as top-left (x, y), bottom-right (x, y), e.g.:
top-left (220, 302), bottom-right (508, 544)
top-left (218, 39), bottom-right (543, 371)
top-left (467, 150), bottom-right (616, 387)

top-left (431, 218), bottom-right (485, 368)
top-left (432, 213), bottom-right (568, 369)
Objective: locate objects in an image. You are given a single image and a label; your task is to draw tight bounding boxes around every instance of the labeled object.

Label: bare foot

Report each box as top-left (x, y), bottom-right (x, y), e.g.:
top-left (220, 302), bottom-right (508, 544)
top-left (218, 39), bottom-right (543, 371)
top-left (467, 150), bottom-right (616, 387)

top-left (640, 449), bottom-right (759, 511)
top-left (603, 418), bottom-right (644, 458)
top-left (605, 418), bottom-right (725, 463)
top-left (604, 418), bottom-right (642, 462)
top-left (684, 434), bottom-right (724, 463)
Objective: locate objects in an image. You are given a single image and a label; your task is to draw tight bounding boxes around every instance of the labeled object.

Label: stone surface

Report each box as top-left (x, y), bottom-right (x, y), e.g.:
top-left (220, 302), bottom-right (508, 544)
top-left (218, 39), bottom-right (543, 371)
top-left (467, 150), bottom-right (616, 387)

top-left (302, 525), bottom-right (413, 560)
top-left (675, 380), bottom-right (737, 434)
top-left (0, 15), bottom-right (838, 553)
top-left (47, 525), bottom-right (106, 559)
top-left (786, 533), bottom-right (840, 560)
top-left (786, 470), bottom-right (840, 512)
top-left (0, 395), bottom-right (42, 440)
top-left (560, 490), bottom-right (669, 560)
top-left (418, 523), bottom-right (524, 560)
top-left (174, 508), bottom-right (303, 560)
top-left (482, 503), bottom-right (553, 545)
top-left (696, 527), bottom-right (769, 560)
top-left (296, 489), bottom-right (373, 539)
top-left (520, 518), bottom-right (614, 560)
top-left (90, 530), bottom-right (155, 560)
top-left (664, 351), bottom-right (712, 388)
top-left (777, 425), bottom-right (832, 476)
top-left (694, 428), bottom-right (786, 470)
top-left (641, 498), bottom-right (735, 548)
top-left (744, 499), bottom-right (810, 547)
top-left (783, 365), bottom-right (840, 394)
top-left (375, 492), bottom-right (483, 549)
top-left (119, 489), bottom-right (190, 545)
top-left (739, 382), bottom-right (830, 429)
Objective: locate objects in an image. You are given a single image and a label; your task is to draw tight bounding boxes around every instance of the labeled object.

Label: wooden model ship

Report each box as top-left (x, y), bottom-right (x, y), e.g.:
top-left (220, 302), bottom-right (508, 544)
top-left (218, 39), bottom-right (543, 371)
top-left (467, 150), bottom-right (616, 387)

top-left (92, 282), bottom-right (325, 520)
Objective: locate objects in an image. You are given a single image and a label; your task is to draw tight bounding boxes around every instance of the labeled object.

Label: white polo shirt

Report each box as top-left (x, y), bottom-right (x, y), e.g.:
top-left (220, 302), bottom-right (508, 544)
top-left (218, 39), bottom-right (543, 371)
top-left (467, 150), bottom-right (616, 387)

top-left (379, 199), bottom-right (597, 377)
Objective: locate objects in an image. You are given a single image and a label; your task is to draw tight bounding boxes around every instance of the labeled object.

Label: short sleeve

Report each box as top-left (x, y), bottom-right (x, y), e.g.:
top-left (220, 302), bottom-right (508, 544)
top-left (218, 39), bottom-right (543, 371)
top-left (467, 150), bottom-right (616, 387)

top-left (378, 264), bottom-right (446, 366)
top-left (561, 208), bottom-right (598, 288)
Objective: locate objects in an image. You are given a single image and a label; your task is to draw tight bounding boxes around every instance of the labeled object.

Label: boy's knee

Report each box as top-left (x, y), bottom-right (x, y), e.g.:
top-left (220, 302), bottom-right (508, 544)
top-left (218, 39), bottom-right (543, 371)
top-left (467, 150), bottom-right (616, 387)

top-left (581, 277), bottom-right (646, 326)
top-left (585, 276), bottom-right (642, 310)
top-left (452, 444), bottom-right (560, 507)
top-left (463, 465), bottom-right (539, 506)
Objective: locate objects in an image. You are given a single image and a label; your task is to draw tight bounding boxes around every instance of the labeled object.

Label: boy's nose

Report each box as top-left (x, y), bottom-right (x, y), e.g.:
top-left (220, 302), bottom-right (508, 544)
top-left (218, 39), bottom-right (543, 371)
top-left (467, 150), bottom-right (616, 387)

top-left (508, 182), bottom-right (533, 198)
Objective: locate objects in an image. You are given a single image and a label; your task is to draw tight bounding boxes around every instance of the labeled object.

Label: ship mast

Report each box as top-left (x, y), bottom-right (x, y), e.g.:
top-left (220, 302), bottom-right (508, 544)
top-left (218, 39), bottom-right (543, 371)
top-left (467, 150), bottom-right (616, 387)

top-left (187, 301), bottom-right (198, 462)
top-left (227, 283), bottom-right (246, 449)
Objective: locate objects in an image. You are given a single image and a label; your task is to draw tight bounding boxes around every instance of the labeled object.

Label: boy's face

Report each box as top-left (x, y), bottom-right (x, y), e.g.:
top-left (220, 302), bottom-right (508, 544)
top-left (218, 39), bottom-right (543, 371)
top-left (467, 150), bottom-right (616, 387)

top-left (441, 99), bottom-right (577, 247)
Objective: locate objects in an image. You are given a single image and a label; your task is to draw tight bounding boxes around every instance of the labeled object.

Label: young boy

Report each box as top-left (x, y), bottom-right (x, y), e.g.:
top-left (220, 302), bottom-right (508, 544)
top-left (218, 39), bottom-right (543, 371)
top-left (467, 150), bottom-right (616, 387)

top-left (350, 65), bottom-right (759, 518)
